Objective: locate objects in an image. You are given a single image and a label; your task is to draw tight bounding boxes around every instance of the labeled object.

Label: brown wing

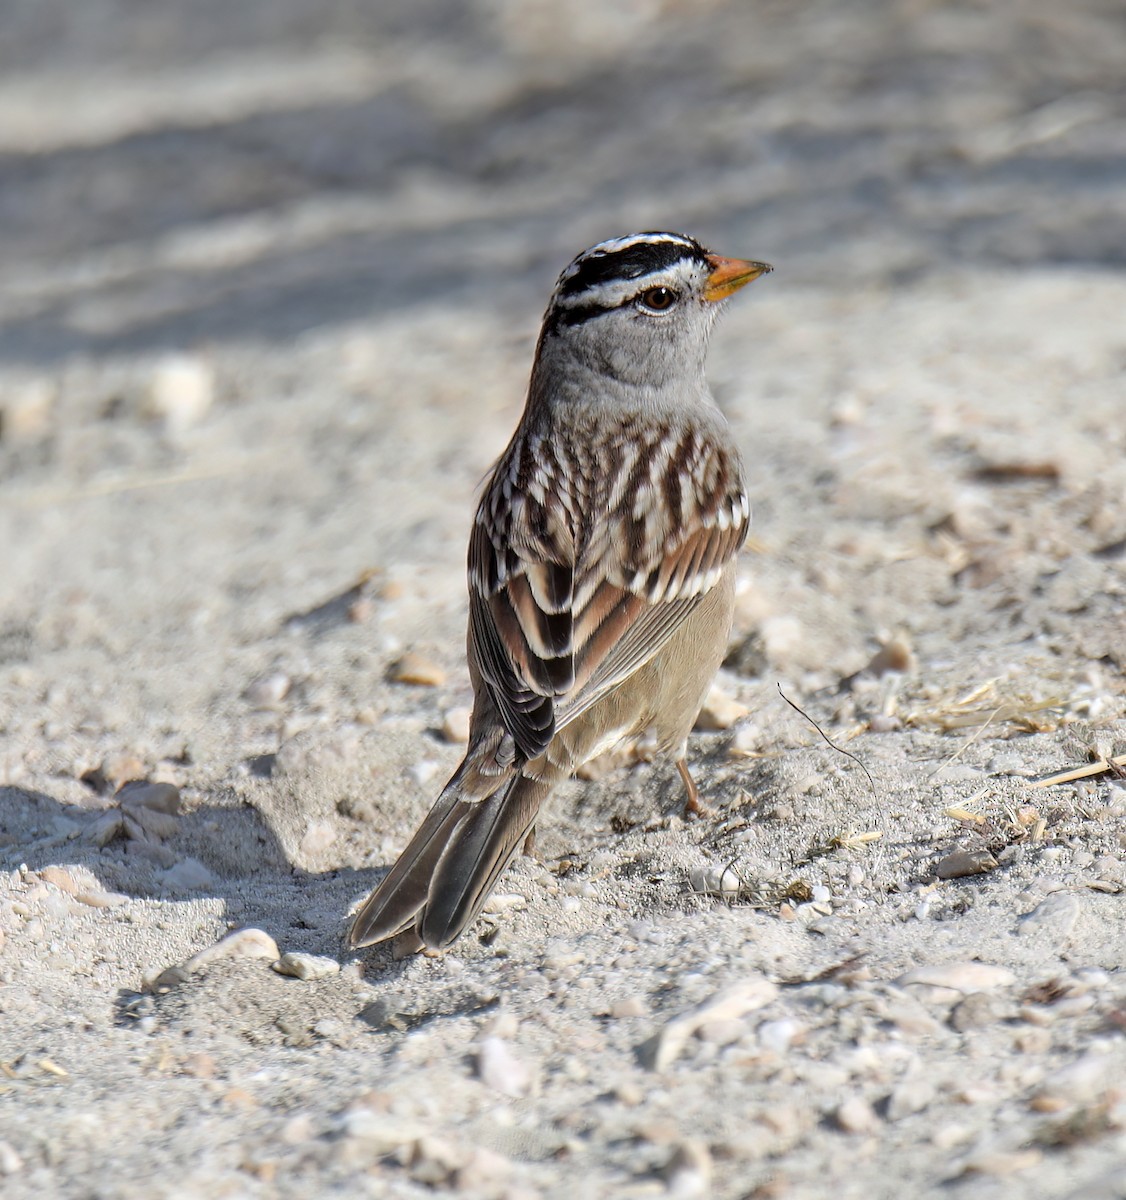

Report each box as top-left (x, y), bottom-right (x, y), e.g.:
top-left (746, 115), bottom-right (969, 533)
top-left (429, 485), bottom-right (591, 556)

top-left (469, 423), bottom-right (748, 762)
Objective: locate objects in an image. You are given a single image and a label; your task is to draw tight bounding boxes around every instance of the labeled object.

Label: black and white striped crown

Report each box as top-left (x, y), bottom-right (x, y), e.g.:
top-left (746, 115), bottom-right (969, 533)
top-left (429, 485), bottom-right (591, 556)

top-left (556, 232), bottom-right (709, 297)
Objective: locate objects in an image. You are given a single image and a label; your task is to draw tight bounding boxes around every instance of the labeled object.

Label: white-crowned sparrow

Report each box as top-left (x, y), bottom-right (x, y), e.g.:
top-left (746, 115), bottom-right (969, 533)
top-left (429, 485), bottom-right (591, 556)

top-left (350, 231), bottom-right (771, 952)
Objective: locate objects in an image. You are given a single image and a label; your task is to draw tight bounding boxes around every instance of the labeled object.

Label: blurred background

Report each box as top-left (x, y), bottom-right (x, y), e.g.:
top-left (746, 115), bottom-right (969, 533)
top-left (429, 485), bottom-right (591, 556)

top-left (1, 0), bottom-right (1124, 362)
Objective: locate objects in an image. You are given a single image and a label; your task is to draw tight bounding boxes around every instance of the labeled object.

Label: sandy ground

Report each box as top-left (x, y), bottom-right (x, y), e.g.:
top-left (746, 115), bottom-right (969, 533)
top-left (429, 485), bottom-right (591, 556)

top-left (1, 2), bottom-right (1125, 1197)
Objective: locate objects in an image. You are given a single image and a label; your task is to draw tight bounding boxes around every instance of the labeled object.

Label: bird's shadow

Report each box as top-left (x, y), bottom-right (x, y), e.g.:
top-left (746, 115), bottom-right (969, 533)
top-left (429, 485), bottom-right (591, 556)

top-left (0, 781), bottom-right (397, 965)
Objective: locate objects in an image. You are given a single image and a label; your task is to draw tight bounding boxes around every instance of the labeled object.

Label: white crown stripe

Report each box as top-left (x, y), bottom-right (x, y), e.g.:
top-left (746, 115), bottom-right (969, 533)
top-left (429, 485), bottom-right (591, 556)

top-left (557, 232), bottom-right (702, 283)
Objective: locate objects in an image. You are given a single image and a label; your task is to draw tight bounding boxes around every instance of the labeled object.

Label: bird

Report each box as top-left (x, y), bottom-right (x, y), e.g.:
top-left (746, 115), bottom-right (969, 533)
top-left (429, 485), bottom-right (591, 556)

top-left (349, 231), bottom-right (771, 953)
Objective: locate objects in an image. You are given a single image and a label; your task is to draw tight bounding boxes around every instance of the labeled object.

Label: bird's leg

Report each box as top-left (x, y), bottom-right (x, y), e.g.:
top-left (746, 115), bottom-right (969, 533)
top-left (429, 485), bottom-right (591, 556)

top-left (522, 825), bottom-right (537, 856)
top-left (677, 758), bottom-right (711, 818)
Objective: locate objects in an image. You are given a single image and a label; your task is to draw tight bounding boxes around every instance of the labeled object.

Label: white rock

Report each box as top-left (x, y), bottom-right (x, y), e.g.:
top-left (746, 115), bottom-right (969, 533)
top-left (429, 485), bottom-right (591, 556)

top-left (957, 1145), bottom-right (1043, 1176)
top-left (1034, 1053), bottom-right (1114, 1107)
top-left (147, 354), bottom-right (215, 432)
top-left (757, 1018), bottom-right (802, 1053)
top-left (0, 1140), bottom-right (23, 1175)
top-left (454, 1145), bottom-right (514, 1191)
top-left (37, 865), bottom-right (127, 908)
top-left (640, 976), bottom-right (778, 1070)
top-left (161, 858), bottom-right (215, 891)
top-left (299, 821), bottom-right (337, 857)
top-left (244, 671), bottom-right (291, 708)
top-left (273, 952), bottom-right (341, 981)
top-left (663, 1139), bottom-right (712, 1197)
top-left (694, 686), bottom-right (749, 731)
top-left (476, 1036), bottom-right (533, 1097)
top-left (338, 1109), bottom-right (423, 1154)
top-left (148, 927), bottom-right (280, 990)
top-left (759, 615), bottom-right (803, 666)
top-left (835, 1095), bottom-right (880, 1134)
top-left (1018, 892), bottom-right (1080, 936)
top-left (886, 1077), bottom-right (935, 1121)
top-left (409, 760), bottom-right (442, 787)
top-left (481, 892), bottom-right (526, 914)
top-left (896, 962), bottom-right (1015, 993)
top-left (441, 706), bottom-right (472, 744)
top-left (118, 780), bottom-right (182, 814)
top-left (0, 377), bottom-right (54, 442)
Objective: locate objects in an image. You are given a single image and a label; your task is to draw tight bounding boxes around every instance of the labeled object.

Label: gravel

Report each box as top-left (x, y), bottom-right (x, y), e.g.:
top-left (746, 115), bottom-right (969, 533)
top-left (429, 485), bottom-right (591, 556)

top-left (1, 2), bottom-right (1125, 1198)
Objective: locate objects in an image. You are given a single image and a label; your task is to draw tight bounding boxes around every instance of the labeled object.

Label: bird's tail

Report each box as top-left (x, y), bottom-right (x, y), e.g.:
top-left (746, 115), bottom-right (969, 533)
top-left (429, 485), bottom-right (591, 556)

top-left (348, 761), bottom-right (553, 951)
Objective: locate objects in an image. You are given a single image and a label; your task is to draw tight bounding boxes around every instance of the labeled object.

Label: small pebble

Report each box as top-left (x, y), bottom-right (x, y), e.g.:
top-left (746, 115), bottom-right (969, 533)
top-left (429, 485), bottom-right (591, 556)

top-left (180, 1052), bottom-right (216, 1079)
top-left (639, 976), bottom-right (778, 1070)
top-left (0, 1141), bottom-right (23, 1176)
top-left (410, 1134), bottom-right (464, 1185)
top-left (757, 1019), bottom-right (801, 1053)
top-left (1021, 994), bottom-right (1095, 1025)
top-left (886, 1078), bottom-right (934, 1121)
top-left (298, 821), bottom-right (337, 857)
top-left (864, 634), bottom-right (915, 676)
top-left (161, 858), bottom-right (216, 891)
top-left (758, 615), bottom-right (803, 666)
top-left (1014, 1028), bottom-right (1052, 1054)
top-left (476, 1037), bottom-right (533, 1098)
top-left (408, 760), bottom-right (442, 787)
top-left (100, 754), bottom-right (147, 789)
top-left (454, 1146), bottom-right (514, 1191)
top-left (119, 780), bottom-right (182, 815)
top-left (880, 1001), bottom-right (948, 1039)
top-left (949, 992), bottom-right (1004, 1032)
top-left (1032, 1053), bottom-right (1113, 1108)
top-left (337, 1109), bottom-right (422, 1156)
top-left (147, 927), bottom-right (280, 990)
top-left (959, 1147), bottom-right (1043, 1177)
top-left (835, 1095), bottom-right (880, 1134)
top-left (147, 354), bottom-right (215, 431)
top-left (663, 1139), bottom-right (712, 1198)
top-left (931, 1123), bottom-right (973, 1150)
top-left (897, 962), bottom-right (1015, 993)
top-left (1093, 856), bottom-right (1123, 882)
top-left (243, 671), bottom-right (291, 708)
top-left (697, 1018), bottom-right (747, 1046)
top-left (389, 652), bottom-right (446, 686)
top-left (280, 1114), bottom-right (315, 1145)
top-left (936, 849), bottom-right (997, 879)
top-left (1018, 892), bottom-right (1080, 937)
top-left (0, 377), bottom-right (53, 442)
top-left (273, 952), bottom-right (341, 981)
top-left (38, 865), bottom-right (127, 908)
top-left (313, 1018), bottom-right (352, 1047)
top-left (441, 706), bottom-right (472, 743)
top-left (694, 686), bottom-right (749, 731)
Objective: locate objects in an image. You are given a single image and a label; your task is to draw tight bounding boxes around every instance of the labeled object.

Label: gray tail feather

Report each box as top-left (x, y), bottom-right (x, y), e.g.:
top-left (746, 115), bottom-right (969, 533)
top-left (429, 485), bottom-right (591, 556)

top-left (419, 774), bottom-right (550, 949)
top-left (348, 769), bottom-right (550, 951)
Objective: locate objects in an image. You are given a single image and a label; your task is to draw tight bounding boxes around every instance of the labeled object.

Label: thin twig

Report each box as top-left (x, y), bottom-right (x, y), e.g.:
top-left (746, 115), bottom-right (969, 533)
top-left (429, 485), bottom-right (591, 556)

top-left (777, 683), bottom-right (878, 802)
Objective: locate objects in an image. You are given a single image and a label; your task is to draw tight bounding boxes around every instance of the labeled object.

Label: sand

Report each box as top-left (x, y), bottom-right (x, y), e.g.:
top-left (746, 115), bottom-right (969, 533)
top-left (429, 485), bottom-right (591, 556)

top-left (1, 2), bottom-right (1124, 1197)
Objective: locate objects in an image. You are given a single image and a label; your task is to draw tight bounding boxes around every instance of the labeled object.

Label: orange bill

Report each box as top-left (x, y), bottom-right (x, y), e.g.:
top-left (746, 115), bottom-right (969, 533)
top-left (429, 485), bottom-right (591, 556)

top-left (703, 255), bottom-right (773, 301)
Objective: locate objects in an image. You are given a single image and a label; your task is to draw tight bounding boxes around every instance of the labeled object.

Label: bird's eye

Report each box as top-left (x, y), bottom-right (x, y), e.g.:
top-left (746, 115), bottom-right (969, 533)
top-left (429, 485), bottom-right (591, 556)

top-left (637, 286), bottom-right (679, 313)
